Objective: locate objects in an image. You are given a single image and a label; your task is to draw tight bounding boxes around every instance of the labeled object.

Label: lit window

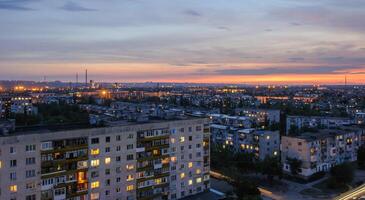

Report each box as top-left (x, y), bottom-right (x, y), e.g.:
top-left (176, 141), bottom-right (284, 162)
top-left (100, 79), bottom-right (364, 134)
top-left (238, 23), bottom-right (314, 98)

top-left (171, 157), bottom-right (177, 162)
top-left (91, 148), bottom-right (100, 155)
top-left (126, 185), bottom-right (134, 191)
top-left (266, 136), bottom-right (270, 140)
top-left (155, 178), bottom-right (162, 184)
top-left (196, 169), bottom-right (201, 174)
top-left (10, 185), bottom-right (17, 192)
top-left (274, 151), bottom-right (278, 156)
top-left (126, 164), bottom-right (134, 170)
top-left (180, 173), bottom-right (185, 179)
top-left (188, 179), bottom-right (193, 185)
top-left (127, 175), bottom-right (134, 181)
top-left (153, 149), bottom-right (159, 155)
top-left (196, 177), bottom-right (202, 183)
top-left (188, 162), bottom-right (193, 168)
top-left (91, 159), bottom-right (100, 167)
top-left (180, 137), bottom-right (185, 143)
top-left (91, 181), bottom-right (99, 189)
top-left (90, 193), bottom-right (100, 200)
top-left (171, 138), bottom-right (175, 143)
top-left (105, 157), bottom-right (111, 165)
top-left (0, 161), bottom-right (2, 169)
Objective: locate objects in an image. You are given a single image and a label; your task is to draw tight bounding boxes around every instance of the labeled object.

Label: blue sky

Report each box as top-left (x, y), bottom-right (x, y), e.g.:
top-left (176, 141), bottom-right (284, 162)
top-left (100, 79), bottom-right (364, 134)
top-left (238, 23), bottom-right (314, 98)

top-left (1, 0), bottom-right (365, 84)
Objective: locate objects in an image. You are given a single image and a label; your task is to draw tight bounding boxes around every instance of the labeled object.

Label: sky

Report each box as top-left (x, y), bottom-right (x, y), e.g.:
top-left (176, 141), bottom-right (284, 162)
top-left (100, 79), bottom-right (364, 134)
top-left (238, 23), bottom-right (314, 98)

top-left (1, 0), bottom-right (365, 84)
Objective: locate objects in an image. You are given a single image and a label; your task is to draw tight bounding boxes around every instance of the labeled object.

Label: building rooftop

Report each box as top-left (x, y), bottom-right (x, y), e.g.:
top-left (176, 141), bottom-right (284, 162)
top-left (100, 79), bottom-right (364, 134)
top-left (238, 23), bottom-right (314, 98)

top-left (287, 126), bottom-right (363, 141)
top-left (1, 115), bottom-right (207, 137)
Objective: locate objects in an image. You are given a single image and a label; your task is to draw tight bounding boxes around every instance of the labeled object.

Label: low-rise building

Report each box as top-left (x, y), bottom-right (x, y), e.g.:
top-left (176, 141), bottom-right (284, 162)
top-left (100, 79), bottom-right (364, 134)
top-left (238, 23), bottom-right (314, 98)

top-left (281, 127), bottom-right (364, 179)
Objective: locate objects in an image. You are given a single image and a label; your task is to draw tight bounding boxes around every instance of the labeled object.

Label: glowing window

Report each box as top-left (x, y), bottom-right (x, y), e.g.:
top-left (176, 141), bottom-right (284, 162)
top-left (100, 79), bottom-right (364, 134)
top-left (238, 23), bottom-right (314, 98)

top-left (126, 185), bottom-right (134, 191)
top-left (90, 148), bottom-right (100, 155)
top-left (10, 185), bottom-right (17, 192)
top-left (91, 181), bottom-right (99, 189)
top-left (188, 162), bottom-right (193, 168)
top-left (196, 177), bottom-right (202, 183)
top-left (188, 179), bottom-right (193, 185)
top-left (91, 159), bottom-right (99, 167)
top-left (105, 157), bottom-right (111, 165)
top-left (180, 173), bottom-right (185, 179)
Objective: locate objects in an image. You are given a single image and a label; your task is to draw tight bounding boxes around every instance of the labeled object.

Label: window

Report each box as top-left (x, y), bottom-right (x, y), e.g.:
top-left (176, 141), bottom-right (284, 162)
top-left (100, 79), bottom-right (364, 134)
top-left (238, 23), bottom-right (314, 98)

top-left (126, 164), bottom-right (134, 170)
top-left (26, 170), bottom-right (36, 178)
top-left (41, 142), bottom-right (52, 150)
top-left (90, 193), bottom-right (100, 200)
top-left (91, 159), bottom-right (100, 167)
top-left (10, 160), bottom-right (17, 167)
top-left (127, 154), bottom-right (134, 160)
top-left (91, 181), bottom-right (99, 189)
top-left (180, 137), bottom-right (185, 143)
top-left (105, 157), bottom-right (111, 165)
top-left (196, 169), bottom-right (201, 174)
top-left (26, 144), bottom-right (36, 152)
top-left (116, 156), bottom-right (121, 161)
top-left (26, 194), bottom-right (36, 200)
top-left (188, 162), bottom-right (193, 168)
top-left (105, 136), bottom-right (110, 143)
top-left (127, 174), bottom-right (134, 181)
top-left (188, 179), bottom-right (193, 185)
top-left (26, 182), bottom-right (36, 189)
top-left (171, 138), bottom-right (175, 143)
top-left (116, 135), bottom-right (121, 141)
top-left (10, 185), bottom-right (17, 192)
top-left (126, 185), bottom-right (134, 191)
top-left (116, 146), bottom-right (121, 151)
top-left (196, 177), bottom-right (202, 183)
top-left (0, 160), bottom-right (2, 169)
top-left (127, 144), bottom-right (133, 150)
top-left (196, 126), bottom-right (202, 131)
top-left (127, 134), bottom-right (134, 139)
top-left (10, 172), bottom-right (16, 180)
top-left (171, 156), bottom-right (177, 162)
top-left (26, 157), bottom-right (36, 165)
top-left (90, 148), bottom-right (100, 155)
top-left (10, 146), bottom-right (16, 154)
top-left (180, 173), bottom-right (185, 179)
top-left (105, 169), bottom-right (110, 175)
top-left (189, 136), bottom-right (192, 141)
top-left (91, 138), bottom-right (99, 144)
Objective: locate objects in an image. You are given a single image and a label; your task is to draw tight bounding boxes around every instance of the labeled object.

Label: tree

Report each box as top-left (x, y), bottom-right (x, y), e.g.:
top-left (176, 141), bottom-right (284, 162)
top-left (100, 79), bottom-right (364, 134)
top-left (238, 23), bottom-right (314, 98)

top-left (358, 145), bottom-right (365, 169)
top-left (261, 157), bottom-right (282, 181)
top-left (330, 162), bottom-right (354, 186)
top-left (232, 179), bottom-right (262, 200)
top-left (287, 157), bottom-right (302, 175)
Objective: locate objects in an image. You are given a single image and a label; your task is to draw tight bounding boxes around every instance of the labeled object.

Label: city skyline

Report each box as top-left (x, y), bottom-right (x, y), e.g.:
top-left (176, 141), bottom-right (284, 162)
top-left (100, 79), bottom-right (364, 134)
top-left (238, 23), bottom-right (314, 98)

top-left (1, 0), bottom-right (365, 84)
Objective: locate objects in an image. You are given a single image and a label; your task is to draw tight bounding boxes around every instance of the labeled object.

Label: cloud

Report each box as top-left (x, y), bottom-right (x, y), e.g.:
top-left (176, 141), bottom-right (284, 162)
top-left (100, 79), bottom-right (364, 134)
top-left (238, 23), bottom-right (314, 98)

top-left (184, 9), bottom-right (202, 17)
top-left (60, 1), bottom-right (97, 12)
top-left (213, 66), bottom-right (364, 76)
top-left (0, 0), bottom-right (35, 11)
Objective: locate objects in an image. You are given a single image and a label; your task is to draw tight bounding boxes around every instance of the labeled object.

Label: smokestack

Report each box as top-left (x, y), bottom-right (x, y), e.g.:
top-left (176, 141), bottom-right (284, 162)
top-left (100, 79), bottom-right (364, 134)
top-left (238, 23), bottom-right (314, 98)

top-left (85, 69), bottom-right (88, 87)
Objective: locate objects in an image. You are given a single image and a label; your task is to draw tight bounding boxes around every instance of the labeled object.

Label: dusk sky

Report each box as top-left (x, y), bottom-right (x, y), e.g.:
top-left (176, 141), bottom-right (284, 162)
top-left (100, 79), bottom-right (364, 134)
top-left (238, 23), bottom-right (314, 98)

top-left (1, 0), bottom-right (365, 84)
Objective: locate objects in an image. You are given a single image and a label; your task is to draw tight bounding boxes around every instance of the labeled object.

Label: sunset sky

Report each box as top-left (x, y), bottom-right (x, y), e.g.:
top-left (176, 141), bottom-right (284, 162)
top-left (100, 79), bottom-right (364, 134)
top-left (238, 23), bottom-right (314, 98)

top-left (1, 0), bottom-right (365, 84)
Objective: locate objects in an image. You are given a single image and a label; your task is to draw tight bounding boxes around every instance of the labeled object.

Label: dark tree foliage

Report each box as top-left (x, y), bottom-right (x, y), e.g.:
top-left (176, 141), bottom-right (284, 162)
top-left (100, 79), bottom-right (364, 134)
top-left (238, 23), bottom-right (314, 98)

top-left (287, 157), bottom-right (302, 175)
top-left (358, 145), bottom-right (365, 169)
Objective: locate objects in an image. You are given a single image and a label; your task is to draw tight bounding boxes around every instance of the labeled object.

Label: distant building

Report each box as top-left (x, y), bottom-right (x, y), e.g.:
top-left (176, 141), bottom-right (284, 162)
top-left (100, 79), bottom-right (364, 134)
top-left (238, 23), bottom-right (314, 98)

top-left (281, 127), bottom-right (364, 179)
top-left (210, 114), bottom-right (280, 160)
top-left (286, 116), bottom-right (353, 135)
top-left (235, 108), bottom-right (281, 126)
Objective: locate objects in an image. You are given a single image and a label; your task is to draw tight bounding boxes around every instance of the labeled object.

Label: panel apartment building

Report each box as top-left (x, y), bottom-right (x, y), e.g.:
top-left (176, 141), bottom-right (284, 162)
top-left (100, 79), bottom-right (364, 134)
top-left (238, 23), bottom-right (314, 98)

top-left (281, 127), bottom-right (364, 179)
top-left (0, 118), bottom-right (210, 200)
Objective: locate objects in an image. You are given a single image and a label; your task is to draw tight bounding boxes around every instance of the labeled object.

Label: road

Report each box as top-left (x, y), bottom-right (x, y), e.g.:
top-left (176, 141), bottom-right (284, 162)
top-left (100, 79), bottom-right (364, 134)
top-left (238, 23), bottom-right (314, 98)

top-left (334, 184), bottom-right (365, 200)
top-left (210, 171), bottom-right (282, 200)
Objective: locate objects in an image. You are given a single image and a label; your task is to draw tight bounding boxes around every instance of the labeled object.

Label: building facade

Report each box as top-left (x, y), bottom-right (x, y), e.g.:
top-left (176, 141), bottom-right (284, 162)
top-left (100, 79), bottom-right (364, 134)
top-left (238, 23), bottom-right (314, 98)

top-left (0, 118), bottom-right (210, 200)
top-left (281, 128), bottom-right (364, 178)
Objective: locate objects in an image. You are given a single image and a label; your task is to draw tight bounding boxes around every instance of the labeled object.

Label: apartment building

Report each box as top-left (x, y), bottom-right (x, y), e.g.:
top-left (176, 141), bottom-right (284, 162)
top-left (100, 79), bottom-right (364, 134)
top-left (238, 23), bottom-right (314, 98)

top-left (281, 127), bottom-right (364, 179)
top-left (0, 117), bottom-right (210, 200)
top-left (210, 123), bottom-right (280, 160)
top-left (235, 108), bottom-right (281, 126)
top-left (286, 115), bottom-right (353, 135)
